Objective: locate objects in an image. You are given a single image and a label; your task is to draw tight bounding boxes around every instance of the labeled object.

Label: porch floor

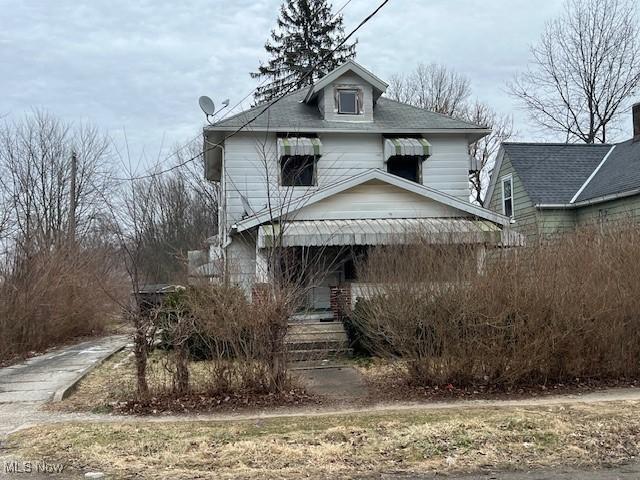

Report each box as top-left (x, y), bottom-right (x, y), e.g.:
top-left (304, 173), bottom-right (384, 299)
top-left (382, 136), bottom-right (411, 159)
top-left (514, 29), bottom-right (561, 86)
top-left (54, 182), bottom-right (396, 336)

top-left (289, 309), bottom-right (335, 323)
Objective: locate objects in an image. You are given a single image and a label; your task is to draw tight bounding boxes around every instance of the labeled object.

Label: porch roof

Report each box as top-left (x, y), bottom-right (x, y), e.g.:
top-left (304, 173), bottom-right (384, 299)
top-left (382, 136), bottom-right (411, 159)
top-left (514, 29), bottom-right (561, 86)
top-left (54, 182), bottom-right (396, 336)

top-left (257, 218), bottom-right (521, 248)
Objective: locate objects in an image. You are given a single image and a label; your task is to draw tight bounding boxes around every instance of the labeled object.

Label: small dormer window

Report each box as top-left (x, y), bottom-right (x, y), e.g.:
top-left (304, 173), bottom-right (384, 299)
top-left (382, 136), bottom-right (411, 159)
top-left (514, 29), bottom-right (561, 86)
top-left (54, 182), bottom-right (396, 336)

top-left (337, 89), bottom-right (359, 114)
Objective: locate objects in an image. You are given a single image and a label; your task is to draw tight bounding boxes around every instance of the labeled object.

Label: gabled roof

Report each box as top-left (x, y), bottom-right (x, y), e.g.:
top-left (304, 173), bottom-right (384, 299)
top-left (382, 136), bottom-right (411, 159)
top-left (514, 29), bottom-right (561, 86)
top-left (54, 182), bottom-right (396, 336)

top-left (234, 169), bottom-right (510, 232)
top-left (495, 143), bottom-right (612, 205)
top-left (208, 88), bottom-right (489, 137)
top-left (303, 60), bottom-right (388, 103)
top-left (575, 139), bottom-right (640, 202)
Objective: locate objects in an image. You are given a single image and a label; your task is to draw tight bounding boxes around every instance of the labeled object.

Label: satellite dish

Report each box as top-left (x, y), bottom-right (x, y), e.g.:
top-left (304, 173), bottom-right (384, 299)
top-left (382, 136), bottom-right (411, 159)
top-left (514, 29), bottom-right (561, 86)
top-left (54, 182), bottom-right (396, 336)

top-left (199, 96), bottom-right (216, 116)
top-left (240, 193), bottom-right (252, 218)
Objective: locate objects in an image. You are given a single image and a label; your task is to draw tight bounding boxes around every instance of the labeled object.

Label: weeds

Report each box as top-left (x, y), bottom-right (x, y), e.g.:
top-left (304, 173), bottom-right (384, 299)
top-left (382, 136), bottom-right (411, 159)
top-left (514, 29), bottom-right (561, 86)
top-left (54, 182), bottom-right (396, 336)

top-left (353, 224), bottom-right (640, 387)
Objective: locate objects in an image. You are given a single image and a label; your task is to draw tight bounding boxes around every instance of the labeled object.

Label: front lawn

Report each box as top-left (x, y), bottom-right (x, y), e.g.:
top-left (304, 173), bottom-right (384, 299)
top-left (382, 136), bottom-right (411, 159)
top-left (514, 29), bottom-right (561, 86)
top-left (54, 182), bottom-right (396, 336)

top-left (10, 401), bottom-right (640, 479)
top-left (48, 349), bottom-right (317, 414)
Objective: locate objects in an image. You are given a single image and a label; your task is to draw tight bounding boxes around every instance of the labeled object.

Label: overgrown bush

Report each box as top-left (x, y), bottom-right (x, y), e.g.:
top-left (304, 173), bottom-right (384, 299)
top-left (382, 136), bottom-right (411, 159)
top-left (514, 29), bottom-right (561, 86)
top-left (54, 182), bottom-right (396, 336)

top-left (343, 299), bottom-right (375, 356)
top-left (149, 284), bottom-right (292, 396)
top-left (352, 225), bottom-right (640, 387)
top-left (0, 246), bottom-right (122, 362)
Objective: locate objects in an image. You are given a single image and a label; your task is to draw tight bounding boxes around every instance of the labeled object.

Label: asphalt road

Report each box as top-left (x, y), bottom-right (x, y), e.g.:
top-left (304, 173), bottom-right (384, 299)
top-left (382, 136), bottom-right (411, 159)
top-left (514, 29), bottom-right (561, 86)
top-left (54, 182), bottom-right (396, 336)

top-left (378, 463), bottom-right (640, 479)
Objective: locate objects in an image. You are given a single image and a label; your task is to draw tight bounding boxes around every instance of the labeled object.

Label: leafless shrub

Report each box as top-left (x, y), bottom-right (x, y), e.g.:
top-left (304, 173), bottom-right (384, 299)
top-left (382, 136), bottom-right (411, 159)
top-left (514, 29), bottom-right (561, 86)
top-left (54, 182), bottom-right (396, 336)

top-left (353, 224), bottom-right (640, 387)
top-left (0, 244), bottom-right (122, 361)
top-left (146, 283), bottom-right (293, 398)
top-left (188, 283), bottom-right (291, 394)
top-left (0, 112), bottom-right (121, 362)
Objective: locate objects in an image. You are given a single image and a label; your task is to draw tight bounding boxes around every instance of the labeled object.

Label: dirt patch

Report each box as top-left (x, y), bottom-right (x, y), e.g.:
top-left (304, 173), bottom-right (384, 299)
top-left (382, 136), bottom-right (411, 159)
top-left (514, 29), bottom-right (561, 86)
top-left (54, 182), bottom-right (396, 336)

top-left (356, 359), bottom-right (640, 403)
top-left (9, 401), bottom-right (640, 479)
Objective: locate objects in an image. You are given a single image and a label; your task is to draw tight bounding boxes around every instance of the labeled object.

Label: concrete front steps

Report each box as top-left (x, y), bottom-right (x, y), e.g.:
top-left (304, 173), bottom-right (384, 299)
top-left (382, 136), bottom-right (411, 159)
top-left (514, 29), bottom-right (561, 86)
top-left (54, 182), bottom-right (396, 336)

top-left (285, 318), bottom-right (352, 363)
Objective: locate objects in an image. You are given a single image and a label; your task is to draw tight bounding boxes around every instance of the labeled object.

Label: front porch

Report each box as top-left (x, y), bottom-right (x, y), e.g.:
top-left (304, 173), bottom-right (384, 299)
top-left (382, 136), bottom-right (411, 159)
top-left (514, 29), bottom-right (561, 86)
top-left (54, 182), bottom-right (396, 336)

top-left (253, 217), bottom-right (522, 319)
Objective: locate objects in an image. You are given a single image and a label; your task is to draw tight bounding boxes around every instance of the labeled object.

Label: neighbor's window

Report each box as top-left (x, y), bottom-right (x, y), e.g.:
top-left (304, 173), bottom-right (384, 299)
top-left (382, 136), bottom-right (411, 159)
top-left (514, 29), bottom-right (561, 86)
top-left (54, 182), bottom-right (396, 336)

top-left (501, 175), bottom-right (513, 217)
top-left (337, 89), bottom-right (359, 114)
top-left (281, 155), bottom-right (316, 186)
top-left (387, 155), bottom-right (421, 183)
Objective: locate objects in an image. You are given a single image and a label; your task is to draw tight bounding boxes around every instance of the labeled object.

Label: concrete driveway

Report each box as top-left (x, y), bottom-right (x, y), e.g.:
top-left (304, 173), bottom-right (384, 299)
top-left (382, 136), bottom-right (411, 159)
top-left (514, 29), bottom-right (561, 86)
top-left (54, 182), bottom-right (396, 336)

top-left (0, 336), bottom-right (127, 437)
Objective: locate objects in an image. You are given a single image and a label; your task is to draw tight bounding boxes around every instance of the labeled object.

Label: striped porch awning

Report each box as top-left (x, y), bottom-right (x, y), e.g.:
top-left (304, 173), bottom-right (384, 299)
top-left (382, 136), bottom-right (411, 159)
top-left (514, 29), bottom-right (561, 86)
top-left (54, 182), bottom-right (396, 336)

top-left (384, 137), bottom-right (432, 162)
top-left (257, 218), bottom-right (510, 248)
top-left (277, 137), bottom-right (322, 157)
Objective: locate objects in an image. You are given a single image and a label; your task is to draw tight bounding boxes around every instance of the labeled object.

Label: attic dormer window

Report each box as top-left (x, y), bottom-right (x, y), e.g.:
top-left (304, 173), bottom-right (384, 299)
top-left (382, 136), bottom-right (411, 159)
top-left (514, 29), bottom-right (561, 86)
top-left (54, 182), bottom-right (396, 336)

top-left (337, 89), bottom-right (360, 114)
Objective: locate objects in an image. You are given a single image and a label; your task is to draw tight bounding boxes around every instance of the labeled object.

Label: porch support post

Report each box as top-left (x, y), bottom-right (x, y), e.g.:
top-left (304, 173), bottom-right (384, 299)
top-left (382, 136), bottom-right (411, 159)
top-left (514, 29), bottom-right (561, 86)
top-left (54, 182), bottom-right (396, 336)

top-left (252, 246), bottom-right (271, 304)
top-left (255, 245), bottom-right (270, 283)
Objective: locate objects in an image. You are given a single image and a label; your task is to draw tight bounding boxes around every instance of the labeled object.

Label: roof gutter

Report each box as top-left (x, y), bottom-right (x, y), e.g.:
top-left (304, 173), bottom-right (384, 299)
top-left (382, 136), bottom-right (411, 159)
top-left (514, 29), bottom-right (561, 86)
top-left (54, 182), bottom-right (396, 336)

top-left (536, 187), bottom-right (640, 209)
top-left (204, 126), bottom-right (491, 135)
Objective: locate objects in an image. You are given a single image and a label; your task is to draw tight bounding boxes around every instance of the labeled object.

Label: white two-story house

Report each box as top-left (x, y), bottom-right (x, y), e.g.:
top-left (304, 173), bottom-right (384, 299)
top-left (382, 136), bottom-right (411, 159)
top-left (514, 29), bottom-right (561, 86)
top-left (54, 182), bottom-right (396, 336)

top-left (203, 60), bottom-right (516, 315)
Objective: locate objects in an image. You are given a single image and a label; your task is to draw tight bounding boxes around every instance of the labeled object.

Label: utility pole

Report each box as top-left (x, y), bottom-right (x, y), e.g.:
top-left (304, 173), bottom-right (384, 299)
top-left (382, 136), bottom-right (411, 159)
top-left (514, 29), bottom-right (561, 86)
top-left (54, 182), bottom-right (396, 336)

top-left (68, 150), bottom-right (77, 243)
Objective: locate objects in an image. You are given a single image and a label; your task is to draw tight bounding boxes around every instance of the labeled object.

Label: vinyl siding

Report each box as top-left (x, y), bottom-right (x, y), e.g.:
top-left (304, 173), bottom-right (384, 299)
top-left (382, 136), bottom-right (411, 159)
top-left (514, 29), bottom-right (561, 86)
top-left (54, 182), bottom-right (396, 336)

top-left (575, 195), bottom-right (640, 225)
top-left (537, 209), bottom-right (576, 238)
top-left (293, 182), bottom-right (465, 221)
top-left (322, 71), bottom-right (374, 122)
top-left (487, 153), bottom-right (539, 241)
top-left (222, 131), bottom-right (473, 231)
top-left (225, 230), bottom-right (256, 293)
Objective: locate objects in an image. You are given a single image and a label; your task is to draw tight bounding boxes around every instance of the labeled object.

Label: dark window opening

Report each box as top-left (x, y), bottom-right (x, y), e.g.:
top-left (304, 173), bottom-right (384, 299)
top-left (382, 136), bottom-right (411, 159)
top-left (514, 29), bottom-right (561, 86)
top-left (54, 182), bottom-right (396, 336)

top-left (344, 259), bottom-right (357, 281)
top-left (387, 155), bottom-right (421, 183)
top-left (338, 90), bottom-right (359, 114)
top-left (502, 176), bottom-right (513, 218)
top-left (281, 155), bottom-right (316, 186)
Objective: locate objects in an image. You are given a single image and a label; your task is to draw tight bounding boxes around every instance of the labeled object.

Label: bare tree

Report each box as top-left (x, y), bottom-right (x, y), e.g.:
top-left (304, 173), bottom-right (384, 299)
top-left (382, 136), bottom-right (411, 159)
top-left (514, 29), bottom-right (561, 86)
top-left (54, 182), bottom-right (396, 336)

top-left (387, 63), bottom-right (471, 118)
top-left (101, 137), bottom-right (219, 397)
top-left (509, 0), bottom-right (640, 143)
top-left (0, 112), bottom-right (122, 362)
top-left (133, 142), bottom-right (218, 283)
top-left (0, 111), bottom-right (112, 259)
top-left (467, 102), bottom-right (514, 206)
top-left (387, 63), bottom-right (514, 205)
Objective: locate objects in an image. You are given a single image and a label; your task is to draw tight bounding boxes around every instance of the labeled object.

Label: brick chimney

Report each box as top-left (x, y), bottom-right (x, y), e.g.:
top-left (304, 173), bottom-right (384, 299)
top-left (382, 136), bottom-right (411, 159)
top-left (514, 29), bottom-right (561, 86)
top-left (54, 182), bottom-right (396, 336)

top-left (634, 102), bottom-right (640, 142)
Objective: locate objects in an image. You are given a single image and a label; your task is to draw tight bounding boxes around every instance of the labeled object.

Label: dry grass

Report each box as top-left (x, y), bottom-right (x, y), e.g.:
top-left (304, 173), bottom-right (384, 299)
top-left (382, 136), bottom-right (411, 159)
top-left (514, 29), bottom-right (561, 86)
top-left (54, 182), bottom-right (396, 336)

top-left (50, 348), bottom-right (314, 414)
top-left (10, 401), bottom-right (640, 479)
top-left (354, 358), bottom-right (640, 402)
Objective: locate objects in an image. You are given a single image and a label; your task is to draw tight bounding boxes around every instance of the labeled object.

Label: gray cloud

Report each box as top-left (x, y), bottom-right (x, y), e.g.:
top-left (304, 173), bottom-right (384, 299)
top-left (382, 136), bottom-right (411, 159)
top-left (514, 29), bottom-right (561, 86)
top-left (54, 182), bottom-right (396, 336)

top-left (1, 0), bottom-right (568, 167)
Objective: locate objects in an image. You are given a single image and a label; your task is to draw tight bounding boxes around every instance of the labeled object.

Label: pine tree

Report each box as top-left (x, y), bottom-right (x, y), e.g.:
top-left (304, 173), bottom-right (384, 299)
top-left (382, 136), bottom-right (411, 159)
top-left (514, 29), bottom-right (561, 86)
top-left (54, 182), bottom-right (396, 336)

top-left (251, 0), bottom-right (357, 105)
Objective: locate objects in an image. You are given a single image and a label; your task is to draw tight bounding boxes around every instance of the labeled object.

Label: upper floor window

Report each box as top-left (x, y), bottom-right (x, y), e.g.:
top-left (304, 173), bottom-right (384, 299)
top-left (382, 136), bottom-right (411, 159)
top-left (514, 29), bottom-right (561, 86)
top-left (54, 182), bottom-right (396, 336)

top-left (387, 155), bottom-right (421, 183)
top-left (501, 175), bottom-right (513, 218)
top-left (281, 155), bottom-right (317, 187)
top-left (337, 89), bottom-right (360, 114)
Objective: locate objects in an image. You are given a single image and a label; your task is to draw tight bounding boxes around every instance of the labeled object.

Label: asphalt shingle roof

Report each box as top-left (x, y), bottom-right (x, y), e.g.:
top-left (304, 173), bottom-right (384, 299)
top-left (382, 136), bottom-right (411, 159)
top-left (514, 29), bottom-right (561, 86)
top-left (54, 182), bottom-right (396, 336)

top-left (576, 139), bottom-right (640, 202)
top-left (209, 89), bottom-right (486, 132)
top-left (502, 143), bottom-right (612, 204)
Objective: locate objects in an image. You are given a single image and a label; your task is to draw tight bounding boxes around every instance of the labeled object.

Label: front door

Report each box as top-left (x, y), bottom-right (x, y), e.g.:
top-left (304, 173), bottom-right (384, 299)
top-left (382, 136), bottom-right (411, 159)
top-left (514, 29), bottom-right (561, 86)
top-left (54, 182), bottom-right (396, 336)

top-left (308, 269), bottom-right (340, 311)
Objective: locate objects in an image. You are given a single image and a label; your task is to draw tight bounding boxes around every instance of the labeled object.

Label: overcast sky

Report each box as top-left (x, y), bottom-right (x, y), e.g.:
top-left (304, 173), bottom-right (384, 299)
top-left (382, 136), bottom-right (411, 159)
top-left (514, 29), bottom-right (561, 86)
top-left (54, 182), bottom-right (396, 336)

top-left (2, 0), bottom-right (581, 166)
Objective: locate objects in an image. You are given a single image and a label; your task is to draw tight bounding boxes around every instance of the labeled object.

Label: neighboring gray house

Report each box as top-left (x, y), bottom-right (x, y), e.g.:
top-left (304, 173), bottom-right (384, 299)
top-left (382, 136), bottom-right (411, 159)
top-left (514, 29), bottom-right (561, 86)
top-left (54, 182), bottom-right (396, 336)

top-left (486, 104), bottom-right (640, 243)
top-left (202, 60), bottom-right (518, 314)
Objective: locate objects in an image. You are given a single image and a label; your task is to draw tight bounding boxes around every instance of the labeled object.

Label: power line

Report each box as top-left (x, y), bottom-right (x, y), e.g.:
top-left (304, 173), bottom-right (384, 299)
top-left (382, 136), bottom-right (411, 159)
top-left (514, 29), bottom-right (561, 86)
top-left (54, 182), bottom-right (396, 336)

top-left (219, 0), bottom-right (356, 122)
top-left (332, 0), bottom-right (353, 20)
top-left (119, 0), bottom-right (390, 181)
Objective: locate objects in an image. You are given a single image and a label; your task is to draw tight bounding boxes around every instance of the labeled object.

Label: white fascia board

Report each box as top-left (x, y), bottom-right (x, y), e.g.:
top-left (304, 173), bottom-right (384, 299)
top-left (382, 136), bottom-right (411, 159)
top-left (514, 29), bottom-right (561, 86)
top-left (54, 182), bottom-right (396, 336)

top-left (205, 126), bottom-right (492, 137)
top-left (483, 147), bottom-right (505, 207)
top-left (536, 187), bottom-right (640, 209)
top-left (569, 145), bottom-right (616, 204)
top-left (304, 60), bottom-right (389, 103)
top-left (234, 169), bottom-right (511, 232)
